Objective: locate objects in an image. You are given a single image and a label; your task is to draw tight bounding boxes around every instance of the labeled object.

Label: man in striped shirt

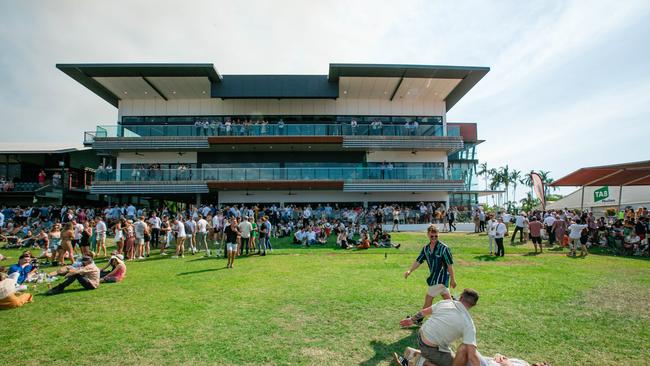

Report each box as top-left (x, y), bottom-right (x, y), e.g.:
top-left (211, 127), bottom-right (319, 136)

top-left (404, 225), bottom-right (457, 310)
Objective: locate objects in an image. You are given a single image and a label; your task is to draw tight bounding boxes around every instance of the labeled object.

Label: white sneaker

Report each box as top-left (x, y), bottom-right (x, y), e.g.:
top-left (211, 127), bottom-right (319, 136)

top-left (138, 256), bottom-right (145, 260)
top-left (171, 255), bottom-right (179, 259)
top-left (161, 252), bottom-right (168, 256)
top-left (205, 249), bottom-right (211, 257)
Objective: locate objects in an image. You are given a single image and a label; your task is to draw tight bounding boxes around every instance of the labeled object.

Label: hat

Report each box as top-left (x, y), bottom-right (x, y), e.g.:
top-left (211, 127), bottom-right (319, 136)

top-left (81, 255), bottom-right (93, 263)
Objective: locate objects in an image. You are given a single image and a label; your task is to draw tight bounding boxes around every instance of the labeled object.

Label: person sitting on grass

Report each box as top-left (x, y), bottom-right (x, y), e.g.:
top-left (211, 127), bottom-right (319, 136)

top-left (293, 227), bottom-right (307, 245)
top-left (8, 252), bottom-right (36, 285)
top-left (624, 231), bottom-right (640, 255)
top-left (100, 255), bottom-right (126, 283)
top-left (397, 288), bottom-right (480, 366)
top-left (46, 255), bottom-right (99, 295)
top-left (0, 271), bottom-right (33, 310)
top-left (356, 231), bottom-right (371, 249)
top-left (305, 226), bottom-right (317, 247)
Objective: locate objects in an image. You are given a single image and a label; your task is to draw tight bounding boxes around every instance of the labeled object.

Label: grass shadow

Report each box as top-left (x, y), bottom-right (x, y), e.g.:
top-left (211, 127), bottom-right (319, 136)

top-left (177, 268), bottom-right (228, 276)
top-left (358, 329), bottom-right (418, 366)
top-left (473, 254), bottom-right (499, 261)
top-left (522, 252), bottom-right (541, 256)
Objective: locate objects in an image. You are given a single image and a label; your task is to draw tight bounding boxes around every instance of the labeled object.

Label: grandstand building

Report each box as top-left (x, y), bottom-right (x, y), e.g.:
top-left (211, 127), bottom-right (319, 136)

top-left (58, 63), bottom-right (488, 209)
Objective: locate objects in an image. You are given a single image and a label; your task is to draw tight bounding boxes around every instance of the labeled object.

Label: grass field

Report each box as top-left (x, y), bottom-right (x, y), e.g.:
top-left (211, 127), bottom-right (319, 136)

top-left (1, 232), bottom-right (649, 365)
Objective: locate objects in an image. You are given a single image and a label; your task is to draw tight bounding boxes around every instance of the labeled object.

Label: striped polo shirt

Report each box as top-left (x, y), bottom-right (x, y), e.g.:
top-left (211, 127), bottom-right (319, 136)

top-left (416, 241), bottom-right (454, 286)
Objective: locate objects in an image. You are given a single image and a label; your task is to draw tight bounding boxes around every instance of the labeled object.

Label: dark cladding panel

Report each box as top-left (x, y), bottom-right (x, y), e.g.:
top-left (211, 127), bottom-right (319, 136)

top-left (198, 151), bottom-right (364, 164)
top-left (211, 75), bottom-right (339, 99)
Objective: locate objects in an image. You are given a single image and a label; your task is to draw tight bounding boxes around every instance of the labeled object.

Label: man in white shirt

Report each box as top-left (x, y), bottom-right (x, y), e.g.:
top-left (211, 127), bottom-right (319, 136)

top-left (494, 217), bottom-right (507, 257)
top-left (510, 212), bottom-right (526, 244)
top-left (567, 219), bottom-right (588, 257)
top-left (543, 213), bottom-right (557, 246)
top-left (196, 214), bottom-right (210, 256)
top-left (94, 216), bottom-right (107, 257)
top-left (149, 213), bottom-right (162, 249)
top-left (487, 216), bottom-right (498, 255)
top-left (237, 216), bottom-right (253, 255)
top-left (72, 220), bottom-right (84, 249)
top-left (398, 289), bottom-right (481, 366)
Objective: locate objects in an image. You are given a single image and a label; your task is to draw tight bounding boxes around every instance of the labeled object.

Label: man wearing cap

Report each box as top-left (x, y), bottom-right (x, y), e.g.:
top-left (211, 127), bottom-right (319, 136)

top-left (46, 255), bottom-right (100, 295)
top-left (404, 225), bottom-right (456, 310)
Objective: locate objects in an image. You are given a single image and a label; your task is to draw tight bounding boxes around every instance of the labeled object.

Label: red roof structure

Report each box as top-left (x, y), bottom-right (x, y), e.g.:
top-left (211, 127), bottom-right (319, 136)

top-left (552, 161), bottom-right (650, 186)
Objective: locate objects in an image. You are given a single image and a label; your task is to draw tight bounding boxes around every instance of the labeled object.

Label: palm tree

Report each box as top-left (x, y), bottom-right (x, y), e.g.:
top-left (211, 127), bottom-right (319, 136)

top-left (519, 192), bottom-right (540, 212)
top-left (520, 172), bottom-right (533, 198)
top-left (499, 165), bottom-right (511, 207)
top-left (539, 170), bottom-right (557, 198)
top-left (476, 162), bottom-right (489, 204)
top-left (510, 170), bottom-right (521, 204)
top-left (488, 168), bottom-right (501, 206)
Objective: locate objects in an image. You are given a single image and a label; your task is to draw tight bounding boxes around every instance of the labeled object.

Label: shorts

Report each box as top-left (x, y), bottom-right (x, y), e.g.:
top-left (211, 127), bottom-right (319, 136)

top-left (97, 234), bottom-right (106, 242)
top-left (531, 236), bottom-right (541, 244)
top-left (136, 238), bottom-right (145, 245)
top-left (72, 239), bottom-right (80, 247)
top-left (393, 219), bottom-right (399, 224)
top-left (226, 242), bottom-right (237, 252)
top-left (427, 284), bottom-right (450, 297)
top-left (418, 332), bottom-right (453, 366)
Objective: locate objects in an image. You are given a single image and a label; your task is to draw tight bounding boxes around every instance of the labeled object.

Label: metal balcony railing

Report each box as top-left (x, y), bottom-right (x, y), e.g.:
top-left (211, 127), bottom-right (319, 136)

top-left (94, 167), bottom-right (467, 183)
top-left (85, 123), bottom-right (460, 139)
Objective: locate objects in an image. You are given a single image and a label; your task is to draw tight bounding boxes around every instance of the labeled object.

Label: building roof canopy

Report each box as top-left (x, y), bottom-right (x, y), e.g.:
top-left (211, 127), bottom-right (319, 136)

top-left (58, 63), bottom-right (489, 110)
top-left (551, 161), bottom-right (650, 186)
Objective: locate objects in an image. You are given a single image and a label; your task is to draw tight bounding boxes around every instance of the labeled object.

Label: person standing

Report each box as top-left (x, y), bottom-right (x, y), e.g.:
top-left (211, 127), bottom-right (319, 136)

top-left (494, 217), bottom-right (507, 257)
top-left (404, 225), bottom-right (456, 310)
top-left (149, 212), bottom-right (162, 251)
top-left (134, 216), bottom-right (147, 260)
top-left (95, 216), bottom-right (107, 258)
top-left (224, 218), bottom-right (240, 268)
top-left (447, 208), bottom-right (456, 232)
top-left (392, 206), bottom-right (401, 232)
top-left (510, 212), bottom-right (525, 244)
top-left (567, 218), bottom-right (589, 257)
top-left (551, 215), bottom-right (567, 248)
top-left (543, 213), bottom-right (556, 247)
top-left (172, 217), bottom-right (186, 259)
top-left (196, 214), bottom-right (209, 256)
top-left (529, 217), bottom-right (543, 254)
top-left (236, 216), bottom-right (252, 255)
top-left (487, 215), bottom-right (498, 255)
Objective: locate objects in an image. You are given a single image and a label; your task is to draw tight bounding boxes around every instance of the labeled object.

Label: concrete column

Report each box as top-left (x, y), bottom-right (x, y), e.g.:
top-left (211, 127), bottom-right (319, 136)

top-left (196, 193), bottom-right (202, 206)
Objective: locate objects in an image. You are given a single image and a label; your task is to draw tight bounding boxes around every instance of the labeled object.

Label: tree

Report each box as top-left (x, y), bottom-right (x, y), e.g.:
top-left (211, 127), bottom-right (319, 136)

top-left (538, 170), bottom-right (557, 198)
top-left (520, 172), bottom-right (533, 198)
top-left (476, 162), bottom-right (489, 204)
top-left (519, 192), bottom-right (541, 213)
top-left (499, 165), bottom-right (511, 208)
top-left (510, 170), bottom-right (522, 204)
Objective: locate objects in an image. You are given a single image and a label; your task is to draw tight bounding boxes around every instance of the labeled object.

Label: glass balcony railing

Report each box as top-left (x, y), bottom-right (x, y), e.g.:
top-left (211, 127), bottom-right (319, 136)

top-left (94, 167), bottom-right (468, 183)
top-left (85, 123), bottom-right (462, 141)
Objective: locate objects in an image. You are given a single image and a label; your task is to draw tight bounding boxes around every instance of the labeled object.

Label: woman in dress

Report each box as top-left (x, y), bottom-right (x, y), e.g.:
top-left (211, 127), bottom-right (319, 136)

top-left (124, 220), bottom-right (135, 260)
top-left (59, 222), bottom-right (75, 266)
top-left (113, 219), bottom-right (125, 254)
top-left (551, 214), bottom-right (567, 248)
top-left (392, 206), bottom-right (401, 232)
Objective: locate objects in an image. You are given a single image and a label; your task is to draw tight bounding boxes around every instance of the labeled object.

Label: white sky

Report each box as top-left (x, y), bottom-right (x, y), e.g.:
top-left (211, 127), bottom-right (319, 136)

top-left (1, 0), bottom-right (649, 200)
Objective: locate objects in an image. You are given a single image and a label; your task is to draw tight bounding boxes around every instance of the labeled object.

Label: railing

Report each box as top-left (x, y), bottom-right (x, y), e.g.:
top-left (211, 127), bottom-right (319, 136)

top-left (0, 181), bottom-right (42, 192)
top-left (94, 167), bottom-right (467, 183)
top-left (86, 123), bottom-right (459, 139)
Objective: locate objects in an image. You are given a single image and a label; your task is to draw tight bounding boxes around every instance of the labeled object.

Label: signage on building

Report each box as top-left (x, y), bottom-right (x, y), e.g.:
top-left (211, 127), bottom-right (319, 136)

top-left (594, 186), bottom-right (610, 203)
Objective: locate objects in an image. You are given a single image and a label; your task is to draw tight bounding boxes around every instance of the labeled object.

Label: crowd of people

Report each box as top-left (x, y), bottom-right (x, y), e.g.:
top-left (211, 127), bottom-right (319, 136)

top-left (478, 207), bottom-right (650, 258)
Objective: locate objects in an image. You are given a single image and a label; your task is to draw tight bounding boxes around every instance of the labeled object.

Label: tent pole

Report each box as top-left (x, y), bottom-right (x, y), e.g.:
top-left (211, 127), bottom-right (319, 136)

top-left (617, 185), bottom-right (623, 214)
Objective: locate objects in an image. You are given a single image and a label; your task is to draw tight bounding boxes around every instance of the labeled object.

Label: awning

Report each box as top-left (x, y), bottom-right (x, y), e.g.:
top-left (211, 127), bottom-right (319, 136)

top-left (551, 160), bottom-right (650, 186)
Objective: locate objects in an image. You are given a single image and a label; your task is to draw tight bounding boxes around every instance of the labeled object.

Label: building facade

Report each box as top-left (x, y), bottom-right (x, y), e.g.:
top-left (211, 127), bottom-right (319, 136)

top-left (59, 63), bottom-right (488, 209)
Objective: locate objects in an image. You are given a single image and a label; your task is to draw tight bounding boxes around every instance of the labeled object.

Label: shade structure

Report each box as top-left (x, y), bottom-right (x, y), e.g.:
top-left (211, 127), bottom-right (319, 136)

top-left (551, 161), bottom-right (650, 187)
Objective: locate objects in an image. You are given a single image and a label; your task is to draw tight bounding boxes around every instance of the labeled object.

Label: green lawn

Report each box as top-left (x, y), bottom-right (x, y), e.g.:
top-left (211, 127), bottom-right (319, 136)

top-left (1, 232), bottom-right (649, 365)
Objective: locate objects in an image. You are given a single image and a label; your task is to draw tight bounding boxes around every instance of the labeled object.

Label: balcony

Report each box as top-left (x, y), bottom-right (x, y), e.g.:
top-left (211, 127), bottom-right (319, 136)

top-left (91, 167), bottom-right (468, 194)
top-left (84, 123), bottom-right (463, 152)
